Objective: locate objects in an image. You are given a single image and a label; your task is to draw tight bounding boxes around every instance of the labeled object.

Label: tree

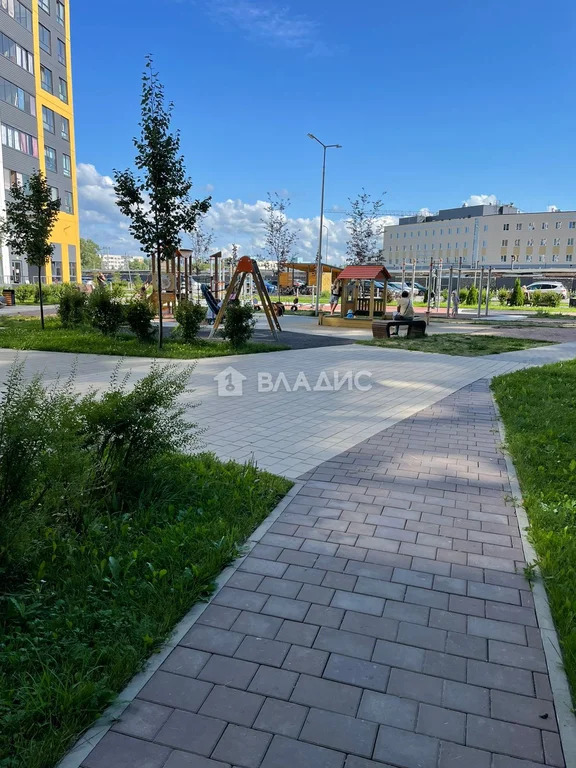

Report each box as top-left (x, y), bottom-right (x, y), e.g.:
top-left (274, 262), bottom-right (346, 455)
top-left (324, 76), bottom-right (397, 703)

top-left (189, 219), bottom-right (214, 276)
top-left (345, 189), bottom-right (386, 265)
top-left (114, 56), bottom-right (211, 347)
top-left (510, 278), bottom-right (525, 307)
top-left (0, 170), bottom-right (60, 329)
top-left (80, 238), bottom-right (102, 270)
top-left (263, 194), bottom-right (298, 295)
top-left (129, 257), bottom-right (151, 271)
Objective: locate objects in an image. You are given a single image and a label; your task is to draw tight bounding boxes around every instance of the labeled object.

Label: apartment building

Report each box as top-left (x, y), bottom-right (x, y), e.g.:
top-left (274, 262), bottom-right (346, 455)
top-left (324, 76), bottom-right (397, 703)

top-left (0, 0), bottom-right (80, 284)
top-left (383, 204), bottom-right (576, 269)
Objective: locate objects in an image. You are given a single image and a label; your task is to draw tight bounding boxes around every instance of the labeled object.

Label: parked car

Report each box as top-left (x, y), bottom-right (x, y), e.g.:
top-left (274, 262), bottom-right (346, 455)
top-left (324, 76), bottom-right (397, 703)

top-left (524, 281), bottom-right (567, 299)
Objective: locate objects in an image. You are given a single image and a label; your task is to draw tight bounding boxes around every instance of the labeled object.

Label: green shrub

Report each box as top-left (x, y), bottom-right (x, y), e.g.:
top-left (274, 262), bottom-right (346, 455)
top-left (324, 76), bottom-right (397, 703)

top-left (36, 282), bottom-right (64, 304)
top-left (88, 286), bottom-right (125, 334)
top-left (222, 302), bottom-right (255, 348)
top-left (14, 284), bottom-right (36, 303)
top-left (459, 288), bottom-right (468, 303)
top-left (532, 291), bottom-right (561, 307)
top-left (174, 299), bottom-right (206, 342)
top-left (510, 278), bottom-right (525, 306)
top-left (465, 284), bottom-right (478, 305)
top-left (58, 284), bottom-right (87, 328)
top-left (498, 288), bottom-right (510, 306)
top-left (125, 297), bottom-right (156, 341)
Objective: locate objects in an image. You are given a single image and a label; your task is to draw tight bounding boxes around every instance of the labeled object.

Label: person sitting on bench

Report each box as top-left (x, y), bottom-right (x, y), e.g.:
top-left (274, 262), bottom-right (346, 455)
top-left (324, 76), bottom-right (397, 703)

top-left (394, 290), bottom-right (414, 322)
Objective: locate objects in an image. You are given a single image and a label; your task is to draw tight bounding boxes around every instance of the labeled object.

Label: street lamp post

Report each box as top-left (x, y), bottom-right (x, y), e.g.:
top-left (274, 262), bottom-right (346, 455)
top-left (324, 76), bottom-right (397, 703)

top-left (308, 133), bottom-right (341, 316)
top-left (323, 224), bottom-right (329, 262)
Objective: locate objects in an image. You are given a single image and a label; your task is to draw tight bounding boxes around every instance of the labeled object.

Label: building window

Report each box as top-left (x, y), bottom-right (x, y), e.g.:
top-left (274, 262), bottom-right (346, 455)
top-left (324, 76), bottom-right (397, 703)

top-left (482, 240), bottom-right (487, 248)
top-left (56, 0), bottom-right (64, 24)
top-left (554, 238), bottom-right (561, 246)
top-left (567, 255), bottom-right (573, 263)
top-left (503, 223), bottom-right (509, 230)
top-left (69, 259), bottom-right (76, 280)
top-left (0, 31), bottom-right (34, 73)
top-left (540, 238), bottom-right (547, 246)
top-left (62, 153), bottom-right (71, 177)
top-left (42, 105), bottom-right (55, 133)
top-left (568, 238), bottom-right (574, 246)
top-left (448, 228), bottom-right (451, 234)
top-left (57, 38), bottom-right (66, 66)
top-left (41, 65), bottom-right (53, 93)
top-left (0, 76), bottom-right (36, 115)
top-left (514, 239), bottom-right (520, 246)
top-left (1, 1), bottom-right (33, 31)
top-left (527, 238), bottom-right (534, 247)
top-left (483, 225), bottom-right (488, 231)
top-left (49, 185), bottom-right (58, 201)
top-left (502, 239), bottom-right (508, 247)
top-left (542, 222), bottom-right (548, 230)
top-left (45, 145), bottom-right (57, 172)
top-left (539, 254), bottom-right (545, 263)
top-left (61, 116), bottom-right (69, 140)
top-left (500, 254), bottom-right (507, 262)
top-left (516, 223), bottom-right (522, 230)
top-left (4, 168), bottom-right (30, 190)
top-left (556, 221), bottom-right (562, 229)
top-left (528, 222), bottom-right (535, 230)
top-left (465, 227), bottom-right (469, 233)
top-left (525, 254), bottom-right (532, 263)
top-left (1, 123), bottom-right (38, 157)
top-left (39, 0), bottom-right (49, 11)
top-left (570, 222), bottom-right (576, 229)
top-left (552, 254), bottom-right (559, 263)
top-left (39, 23), bottom-right (51, 54)
top-left (58, 77), bottom-right (68, 103)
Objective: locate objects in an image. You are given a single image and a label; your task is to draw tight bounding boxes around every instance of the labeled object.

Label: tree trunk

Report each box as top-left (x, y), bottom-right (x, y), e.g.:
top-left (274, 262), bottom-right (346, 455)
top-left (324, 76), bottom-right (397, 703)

top-left (38, 266), bottom-right (45, 330)
top-left (156, 248), bottom-right (163, 349)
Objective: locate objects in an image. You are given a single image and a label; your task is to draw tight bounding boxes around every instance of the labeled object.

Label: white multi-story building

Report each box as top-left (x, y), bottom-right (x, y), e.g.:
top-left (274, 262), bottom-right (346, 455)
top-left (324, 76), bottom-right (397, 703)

top-left (383, 204), bottom-right (576, 269)
top-left (101, 254), bottom-right (129, 271)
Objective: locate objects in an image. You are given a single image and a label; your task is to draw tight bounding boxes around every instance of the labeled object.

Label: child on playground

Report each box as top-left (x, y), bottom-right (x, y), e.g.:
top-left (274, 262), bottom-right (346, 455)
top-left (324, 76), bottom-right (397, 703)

top-left (330, 280), bottom-right (342, 315)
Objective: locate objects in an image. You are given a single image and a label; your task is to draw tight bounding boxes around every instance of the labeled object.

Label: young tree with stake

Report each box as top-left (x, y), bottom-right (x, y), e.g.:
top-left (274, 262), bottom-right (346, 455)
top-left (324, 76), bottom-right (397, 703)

top-left (345, 189), bottom-right (386, 265)
top-left (0, 170), bottom-right (60, 329)
top-left (114, 56), bottom-right (211, 348)
top-left (263, 194), bottom-right (298, 297)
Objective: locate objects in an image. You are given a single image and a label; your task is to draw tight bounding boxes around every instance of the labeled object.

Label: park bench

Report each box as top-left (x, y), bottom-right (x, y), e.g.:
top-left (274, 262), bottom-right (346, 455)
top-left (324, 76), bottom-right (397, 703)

top-left (372, 318), bottom-right (427, 339)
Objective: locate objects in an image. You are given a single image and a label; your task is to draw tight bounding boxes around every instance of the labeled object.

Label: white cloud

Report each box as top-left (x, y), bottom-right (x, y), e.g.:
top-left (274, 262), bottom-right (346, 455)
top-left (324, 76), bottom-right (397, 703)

top-left (418, 207), bottom-right (433, 216)
top-left (462, 194), bottom-right (499, 207)
top-left (547, 204), bottom-right (559, 212)
top-left (77, 163), bottom-right (398, 265)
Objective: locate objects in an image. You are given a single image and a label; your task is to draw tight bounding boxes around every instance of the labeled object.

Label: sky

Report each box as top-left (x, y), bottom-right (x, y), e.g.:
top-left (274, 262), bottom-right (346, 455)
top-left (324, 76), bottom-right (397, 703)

top-left (72, 0), bottom-right (576, 264)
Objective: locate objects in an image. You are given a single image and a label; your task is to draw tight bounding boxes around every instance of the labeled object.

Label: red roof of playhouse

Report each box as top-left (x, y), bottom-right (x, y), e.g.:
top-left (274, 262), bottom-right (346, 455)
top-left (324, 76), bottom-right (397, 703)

top-left (336, 265), bottom-right (391, 281)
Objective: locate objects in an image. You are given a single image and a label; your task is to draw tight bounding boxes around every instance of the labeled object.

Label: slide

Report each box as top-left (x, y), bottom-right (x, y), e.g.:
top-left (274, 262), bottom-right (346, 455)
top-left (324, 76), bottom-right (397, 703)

top-left (201, 284), bottom-right (220, 315)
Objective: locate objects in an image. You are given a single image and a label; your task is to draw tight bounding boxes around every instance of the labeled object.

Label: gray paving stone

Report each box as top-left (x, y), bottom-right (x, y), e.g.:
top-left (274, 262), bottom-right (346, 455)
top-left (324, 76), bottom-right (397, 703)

top-left (230, 611), bottom-right (283, 639)
top-left (445, 631), bottom-right (487, 660)
top-left (429, 609), bottom-right (467, 634)
top-left (240, 557), bottom-right (289, 578)
top-left (374, 724), bottom-right (439, 768)
top-left (235, 636), bottom-right (290, 667)
top-left (543, 731), bottom-right (565, 768)
top-left (417, 703), bottom-right (465, 743)
top-left (433, 575), bottom-right (467, 595)
top-left (278, 549), bottom-right (318, 567)
top-left (249, 665), bottom-right (298, 699)
top-left (405, 585), bottom-right (449, 610)
top-left (324, 653), bottom-right (390, 693)
top-left (262, 595), bottom-right (310, 621)
top-left (181, 624), bottom-right (245, 656)
top-left (322, 570), bottom-right (358, 591)
top-left (344, 758), bottom-right (397, 768)
top-left (253, 698), bottom-right (308, 738)
top-left (442, 680), bottom-right (490, 716)
top-left (468, 581), bottom-right (521, 604)
top-left (358, 690), bottom-right (418, 730)
top-left (139, 672), bottom-right (212, 712)
top-left (306, 603), bottom-right (345, 628)
top-left (213, 587), bottom-right (268, 613)
top-left (534, 672), bottom-right (553, 701)
top-left (283, 645), bottom-right (328, 676)
top-left (438, 742), bottom-right (491, 768)
top-left (468, 616), bottom-right (527, 645)
top-left (112, 700), bottom-right (173, 739)
top-left (489, 640), bottom-right (547, 672)
top-left (397, 622), bottom-right (447, 652)
top-left (284, 564), bottom-right (325, 584)
top-left (345, 560), bottom-right (393, 581)
top-left (155, 710), bottom-right (226, 755)
top-left (314, 626), bottom-right (375, 659)
top-left (212, 723), bottom-right (272, 768)
top-left (83, 732), bottom-right (170, 768)
top-left (250, 543), bottom-right (283, 561)
top-left (298, 583), bottom-right (335, 606)
top-left (291, 673), bottom-right (362, 716)
top-left (392, 567), bottom-right (433, 589)
top-left (355, 575), bottom-right (406, 601)
top-left (261, 734), bottom-right (345, 768)
top-left (372, 639), bottom-right (425, 672)
top-left (257, 576), bottom-right (302, 598)
top-left (423, 650), bottom-right (467, 682)
top-left (383, 599), bottom-right (430, 626)
top-left (275, 619), bottom-right (319, 646)
top-left (163, 752), bottom-right (231, 768)
top-left (198, 655), bottom-right (258, 689)
top-left (331, 589), bottom-right (385, 616)
top-left (466, 715), bottom-right (544, 762)
top-left (161, 647), bottom-right (210, 678)
top-left (467, 659), bottom-right (534, 695)
top-left (340, 611), bottom-right (399, 641)
top-left (198, 605), bottom-right (242, 630)
top-left (199, 685), bottom-right (264, 726)
top-left (449, 595), bottom-right (485, 618)
top-left (300, 707), bottom-right (378, 757)
top-left (387, 668), bottom-right (443, 705)
top-left (491, 689), bottom-right (558, 731)
top-left (486, 601), bottom-right (538, 627)
top-left (492, 757), bottom-right (549, 768)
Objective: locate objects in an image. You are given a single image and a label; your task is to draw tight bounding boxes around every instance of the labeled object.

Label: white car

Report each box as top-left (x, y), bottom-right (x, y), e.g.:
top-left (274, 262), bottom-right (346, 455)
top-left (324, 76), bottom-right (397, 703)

top-left (525, 281), bottom-right (567, 299)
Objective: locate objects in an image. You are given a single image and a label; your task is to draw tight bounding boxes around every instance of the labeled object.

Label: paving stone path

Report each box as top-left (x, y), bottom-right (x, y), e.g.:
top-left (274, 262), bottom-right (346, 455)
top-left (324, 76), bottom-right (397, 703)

top-left (81, 380), bottom-right (565, 768)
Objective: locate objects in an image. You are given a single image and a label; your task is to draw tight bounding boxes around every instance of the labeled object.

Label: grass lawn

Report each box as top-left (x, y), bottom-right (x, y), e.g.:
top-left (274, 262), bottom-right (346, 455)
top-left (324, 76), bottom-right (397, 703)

top-left (492, 360), bottom-right (576, 704)
top-left (0, 317), bottom-right (288, 358)
top-left (358, 333), bottom-right (553, 356)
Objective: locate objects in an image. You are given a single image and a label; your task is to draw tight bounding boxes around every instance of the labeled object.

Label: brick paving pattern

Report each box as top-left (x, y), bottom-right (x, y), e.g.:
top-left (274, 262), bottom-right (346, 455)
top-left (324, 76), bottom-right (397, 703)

top-left (82, 381), bottom-right (565, 768)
